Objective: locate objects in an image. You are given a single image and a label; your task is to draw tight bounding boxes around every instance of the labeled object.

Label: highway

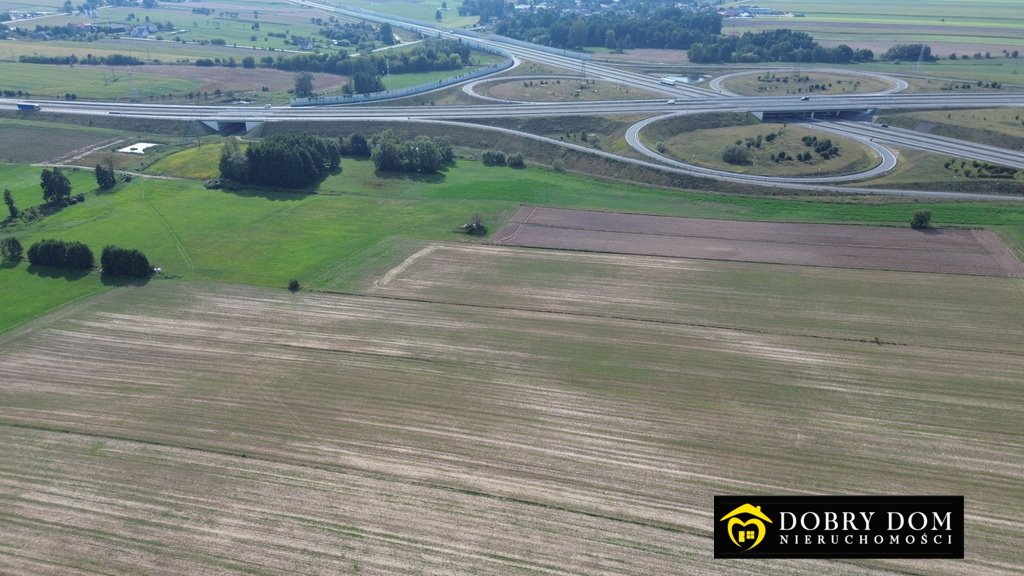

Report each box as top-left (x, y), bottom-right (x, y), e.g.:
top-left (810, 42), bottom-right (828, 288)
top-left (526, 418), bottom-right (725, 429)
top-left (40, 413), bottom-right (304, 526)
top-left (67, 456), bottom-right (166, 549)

top-left (8, 92), bottom-right (1023, 120)
top-left (5, 2), bottom-right (1023, 198)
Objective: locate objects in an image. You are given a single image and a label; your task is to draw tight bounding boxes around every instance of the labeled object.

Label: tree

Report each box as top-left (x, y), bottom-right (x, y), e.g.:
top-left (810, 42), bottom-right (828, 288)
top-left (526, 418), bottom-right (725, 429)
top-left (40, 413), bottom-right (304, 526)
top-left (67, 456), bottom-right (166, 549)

top-left (507, 153), bottom-right (525, 168)
top-left (219, 138), bottom-right (250, 182)
top-left (435, 9), bottom-right (442, 20)
top-left (40, 168), bottom-right (72, 205)
top-left (379, 22), bottom-right (395, 45)
top-left (95, 164), bottom-right (116, 190)
top-left (604, 29), bottom-right (616, 50)
top-left (294, 72), bottom-right (314, 98)
top-left (242, 56), bottom-right (255, 69)
top-left (0, 236), bottom-right (22, 262)
top-left (288, 279), bottom-right (300, 291)
top-left (3, 189), bottom-right (17, 219)
top-left (910, 210), bottom-right (932, 229)
top-left (63, 0), bottom-right (73, 13)
top-left (349, 133), bottom-right (371, 157)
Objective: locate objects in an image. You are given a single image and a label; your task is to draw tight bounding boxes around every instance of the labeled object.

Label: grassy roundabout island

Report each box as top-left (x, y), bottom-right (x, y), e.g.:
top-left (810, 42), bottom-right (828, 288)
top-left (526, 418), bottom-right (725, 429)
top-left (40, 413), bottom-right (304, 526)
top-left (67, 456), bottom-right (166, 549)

top-left (651, 118), bottom-right (880, 177)
top-left (482, 78), bottom-right (662, 101)
top-left (719, 70), bottom-right (895, 96)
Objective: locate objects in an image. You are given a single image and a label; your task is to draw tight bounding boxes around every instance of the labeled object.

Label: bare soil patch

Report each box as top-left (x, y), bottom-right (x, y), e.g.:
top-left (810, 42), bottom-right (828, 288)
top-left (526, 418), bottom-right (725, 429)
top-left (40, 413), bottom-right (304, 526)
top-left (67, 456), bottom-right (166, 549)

top-left (595, 48), bottom-right (690, 65)
top-left (494, 206), bottom-right (1024, 277)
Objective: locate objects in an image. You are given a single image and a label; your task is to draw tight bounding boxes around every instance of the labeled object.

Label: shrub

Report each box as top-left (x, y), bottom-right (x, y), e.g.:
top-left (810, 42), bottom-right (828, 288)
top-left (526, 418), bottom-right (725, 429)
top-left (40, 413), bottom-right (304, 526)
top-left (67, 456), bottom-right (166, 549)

top-left (481, 150), bottom-right (507, 166)
top-left (507, 153), bottom-right (525, 168)
top-left (721, 145), bottom-right (749, 165)
top-left (100, 245), bottom-right (152, 277)
top-left (910, 210), bottom-right (932, 229)
top-left (288, 279), bottom-right (300, 291)
top-left (0, 236), bottom-right (22, 262)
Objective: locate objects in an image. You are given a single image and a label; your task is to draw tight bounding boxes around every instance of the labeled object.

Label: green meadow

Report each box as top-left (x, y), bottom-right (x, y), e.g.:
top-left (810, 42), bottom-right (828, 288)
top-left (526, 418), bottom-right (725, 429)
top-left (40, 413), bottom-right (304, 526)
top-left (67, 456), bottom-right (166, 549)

top-left (4, 149), bottom-right (1024, 332)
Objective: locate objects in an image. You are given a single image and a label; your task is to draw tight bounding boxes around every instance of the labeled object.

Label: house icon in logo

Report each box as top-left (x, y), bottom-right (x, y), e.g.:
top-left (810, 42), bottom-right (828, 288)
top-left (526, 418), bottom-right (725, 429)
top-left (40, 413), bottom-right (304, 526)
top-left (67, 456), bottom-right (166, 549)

top-left (720, 503), bottom-right (773, 551)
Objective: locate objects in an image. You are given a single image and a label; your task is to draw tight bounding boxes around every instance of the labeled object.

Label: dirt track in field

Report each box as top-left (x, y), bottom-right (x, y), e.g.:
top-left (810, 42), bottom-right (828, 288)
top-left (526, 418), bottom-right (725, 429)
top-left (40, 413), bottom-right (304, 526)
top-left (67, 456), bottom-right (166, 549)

top-left (494, 206), bottom-right (1024, 277)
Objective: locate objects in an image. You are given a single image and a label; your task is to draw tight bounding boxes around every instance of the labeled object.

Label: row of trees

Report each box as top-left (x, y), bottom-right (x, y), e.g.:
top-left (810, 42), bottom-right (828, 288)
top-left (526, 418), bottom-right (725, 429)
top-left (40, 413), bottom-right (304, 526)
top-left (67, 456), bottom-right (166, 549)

top-left (687, 30), bottom-right (873, 64)
top-left (219, 134), bottom-right (342, 188)
top-left (495, 7), bottom-right (721, 50)
top-left (371, 130), bottom-right (454, 174)
top-left (18, 53), bottom-right (144, 66)
top-left (12, 238), bottom-right (151, 276)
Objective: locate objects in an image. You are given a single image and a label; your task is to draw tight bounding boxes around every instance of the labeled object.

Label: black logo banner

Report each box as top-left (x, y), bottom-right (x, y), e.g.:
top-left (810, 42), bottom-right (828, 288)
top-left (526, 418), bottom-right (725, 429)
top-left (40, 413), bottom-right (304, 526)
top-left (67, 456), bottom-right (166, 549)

top-left (714, 496), bottom-right (964, 559)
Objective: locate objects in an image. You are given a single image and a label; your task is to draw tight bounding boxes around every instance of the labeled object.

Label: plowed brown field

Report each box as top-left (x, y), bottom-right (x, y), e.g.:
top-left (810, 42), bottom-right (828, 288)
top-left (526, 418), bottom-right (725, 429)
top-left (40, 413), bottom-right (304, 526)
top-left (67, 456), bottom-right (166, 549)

top-left (494, 206), bottom-right (1024, 277)
top-left (1, 263), bottom-right (1022, 574)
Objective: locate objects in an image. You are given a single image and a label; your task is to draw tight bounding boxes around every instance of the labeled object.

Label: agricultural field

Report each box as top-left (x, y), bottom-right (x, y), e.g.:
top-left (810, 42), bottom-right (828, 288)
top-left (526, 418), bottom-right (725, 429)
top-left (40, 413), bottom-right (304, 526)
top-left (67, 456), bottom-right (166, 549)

top-left (481, 77), bottom-right (659, 102)
top-left (27, 2), bottom-right (329, 53)
top-left (494, 206), bottom-right (1024, 277)
top-left (0, 119), bottom-right (126, 163)
top-left (722, 0), bottom-right (1024, 55)
top-left (650, 122), bottom-right (879, 178)
top-left (718, 71), bottom-right (895, 96)
top-left (0, 241), bottom-right (1022, 573)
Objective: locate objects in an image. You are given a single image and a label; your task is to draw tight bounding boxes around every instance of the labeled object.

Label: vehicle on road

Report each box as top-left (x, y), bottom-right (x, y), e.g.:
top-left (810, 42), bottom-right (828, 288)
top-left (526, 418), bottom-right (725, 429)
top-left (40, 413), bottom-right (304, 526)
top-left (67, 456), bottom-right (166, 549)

top-left (666, 99), bottom-right (676, 104)
top-left (17, 103), bottom-right (41, 111)
top-left (800, 96), bottom-right (810, 101)
top-left (881, 123), bottom-right (889, 128)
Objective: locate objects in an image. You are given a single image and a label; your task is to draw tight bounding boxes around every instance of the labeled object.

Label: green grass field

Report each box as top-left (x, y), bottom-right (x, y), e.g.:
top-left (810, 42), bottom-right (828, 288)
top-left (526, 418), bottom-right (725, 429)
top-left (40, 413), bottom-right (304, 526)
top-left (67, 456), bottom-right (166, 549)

top-left (4, 151), bottom-right (1024, 332)
top-left (0, 62), bottom-right (200, 101)
top-left (879, 107), bottom-right (1024, 149)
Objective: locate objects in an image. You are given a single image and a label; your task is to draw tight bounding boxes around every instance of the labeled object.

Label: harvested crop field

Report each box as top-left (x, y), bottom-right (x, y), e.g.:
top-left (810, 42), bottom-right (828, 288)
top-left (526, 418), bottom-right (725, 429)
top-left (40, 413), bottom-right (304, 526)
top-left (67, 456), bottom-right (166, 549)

top-left (495, 206), bottom-right (1024, 277)
top-left (1, 269), bottom-right (1022, 574)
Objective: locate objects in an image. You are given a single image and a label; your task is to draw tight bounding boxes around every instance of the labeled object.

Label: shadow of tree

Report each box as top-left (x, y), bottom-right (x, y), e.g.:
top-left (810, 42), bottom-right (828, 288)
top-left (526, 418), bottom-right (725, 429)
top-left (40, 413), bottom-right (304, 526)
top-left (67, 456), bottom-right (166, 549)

top-left (26, 264), bottom-right (91, 281)
top-left (373, 170), bottom-right (447, 184)
top-left (100, 274), bottom-right (153, 287)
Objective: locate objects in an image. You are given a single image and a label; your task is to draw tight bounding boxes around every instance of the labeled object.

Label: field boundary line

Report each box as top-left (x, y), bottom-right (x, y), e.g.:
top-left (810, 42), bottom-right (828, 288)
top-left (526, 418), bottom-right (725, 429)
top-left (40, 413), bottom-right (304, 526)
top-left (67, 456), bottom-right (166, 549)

top-left (141, 187), bottom-right (194, 271)
top-left (376, 244), bottom-right (437, 288)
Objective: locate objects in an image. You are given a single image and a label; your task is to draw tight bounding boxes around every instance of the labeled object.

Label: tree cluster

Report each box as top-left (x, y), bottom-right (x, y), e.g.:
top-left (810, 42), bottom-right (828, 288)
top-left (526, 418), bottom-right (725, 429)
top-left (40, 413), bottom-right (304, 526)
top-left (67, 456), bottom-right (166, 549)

top-left (220, 135), bottom-right (342, 188)
top-left (882, 44), bottom-right (937, 62)
top-left (274, 39), bottom-right (470, 95)
top-left (101, 245), bottom-right (152, 277)
top-left (27, 238), bottom-right (94, 269)
top-left (495, 7), bottom-right (721, 50)
top-left (18, 53), bottom-right (143, 66)
top-left (688, 30), bottom-right (873, 64)
top-left (371, 130), bottom-right (453, 174)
